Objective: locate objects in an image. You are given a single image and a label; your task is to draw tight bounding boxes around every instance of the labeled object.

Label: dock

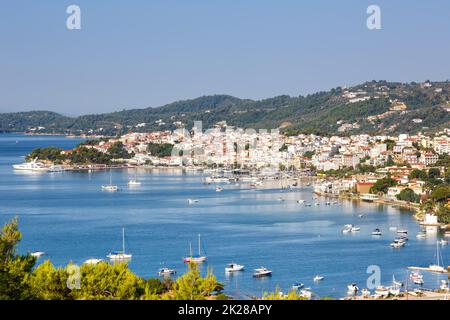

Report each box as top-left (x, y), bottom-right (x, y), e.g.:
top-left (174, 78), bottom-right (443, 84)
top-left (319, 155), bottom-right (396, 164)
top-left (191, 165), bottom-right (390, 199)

top-left (407, 266), bottom-right (449, 274)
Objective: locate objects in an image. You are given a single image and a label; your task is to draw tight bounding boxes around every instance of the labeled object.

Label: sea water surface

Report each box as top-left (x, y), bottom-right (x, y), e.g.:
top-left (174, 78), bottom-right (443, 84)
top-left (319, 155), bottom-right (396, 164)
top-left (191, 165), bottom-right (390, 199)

top-left (0, 133), bottom-right (448, 299)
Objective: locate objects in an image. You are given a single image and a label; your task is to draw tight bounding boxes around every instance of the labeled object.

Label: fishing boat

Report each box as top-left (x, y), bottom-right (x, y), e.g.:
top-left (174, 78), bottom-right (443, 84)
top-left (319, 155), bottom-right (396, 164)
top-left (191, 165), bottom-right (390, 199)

top-left (107, 228), bottom-right (132, 261)
top-left (183, 234), bottom-right (207, 263)
top-left (313, 275), bottom-right (324, 282)
top-left (158, 267), bottom-right (177, 276)
top-left (84, 258), bottom-right (103, 265)
top-left (225, 263), bottom-right (245, 272)
top-left (371, 228), bottom-right (382, 236)
top-left (409, 271), bottom-right (424, 285)
top-left (389, 275), bottom-right (402, 296)
top-left (253, 267), bottom-right (272, 277)
top-left (30, 251), bottom-right (46, 258)
top-left (102, 170), bottom-right (118, 192)
top-left (374, 286), bottom-right (390, 297)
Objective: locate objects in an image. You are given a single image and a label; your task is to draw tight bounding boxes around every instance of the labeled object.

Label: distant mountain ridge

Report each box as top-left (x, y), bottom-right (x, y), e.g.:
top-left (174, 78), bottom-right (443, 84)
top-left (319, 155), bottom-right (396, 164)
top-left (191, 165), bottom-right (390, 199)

top-left (1, 81), bottom-right (449, 136)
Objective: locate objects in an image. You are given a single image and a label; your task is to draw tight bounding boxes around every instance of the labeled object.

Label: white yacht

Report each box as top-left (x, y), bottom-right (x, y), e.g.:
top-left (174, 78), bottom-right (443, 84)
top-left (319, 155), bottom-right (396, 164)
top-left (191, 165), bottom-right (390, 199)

top-left (107, 228), bottom-right (132, 261)
top-left (253, 267), bottom-right (272, 277)
top-left (225, 263), bottom-right (245, 273)
top-left (13, 158), bottom-right (48, 172)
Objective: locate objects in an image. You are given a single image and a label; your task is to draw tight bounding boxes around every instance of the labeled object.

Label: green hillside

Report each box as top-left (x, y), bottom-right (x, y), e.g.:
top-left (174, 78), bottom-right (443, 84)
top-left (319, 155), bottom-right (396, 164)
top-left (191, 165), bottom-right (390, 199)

top-left (1, 81), bottom-right (449, 136)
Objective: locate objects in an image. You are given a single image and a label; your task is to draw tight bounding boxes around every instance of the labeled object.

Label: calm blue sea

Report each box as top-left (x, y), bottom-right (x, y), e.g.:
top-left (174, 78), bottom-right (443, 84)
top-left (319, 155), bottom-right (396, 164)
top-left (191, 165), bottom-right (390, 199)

top-left (0, 133), bottom-right (448, 299)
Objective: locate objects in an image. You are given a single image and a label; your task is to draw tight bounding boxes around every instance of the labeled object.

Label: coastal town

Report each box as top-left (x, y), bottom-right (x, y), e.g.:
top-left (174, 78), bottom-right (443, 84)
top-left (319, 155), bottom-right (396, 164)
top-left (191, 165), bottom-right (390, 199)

top-left (23, 123), bottom-right (450, 224)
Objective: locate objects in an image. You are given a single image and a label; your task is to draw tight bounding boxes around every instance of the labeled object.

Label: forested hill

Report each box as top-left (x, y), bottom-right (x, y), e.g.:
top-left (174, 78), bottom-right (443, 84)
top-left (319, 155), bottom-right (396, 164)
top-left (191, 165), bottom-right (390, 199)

top-left (1, 80), bottom-right (449, 136)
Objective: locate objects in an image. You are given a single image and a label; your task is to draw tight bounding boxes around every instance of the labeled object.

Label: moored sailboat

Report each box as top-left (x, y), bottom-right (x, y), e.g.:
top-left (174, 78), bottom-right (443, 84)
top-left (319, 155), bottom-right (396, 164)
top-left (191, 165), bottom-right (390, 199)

top-left (183, 234), bottom-right (207, 263)
top-left (107, 228), bottom-right (132, 261)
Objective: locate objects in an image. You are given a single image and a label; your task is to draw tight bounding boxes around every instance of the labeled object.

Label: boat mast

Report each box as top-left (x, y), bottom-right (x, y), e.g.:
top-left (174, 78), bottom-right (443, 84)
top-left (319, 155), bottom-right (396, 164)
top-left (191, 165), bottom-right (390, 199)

top-left (122, 228), bottom-right (125, 253)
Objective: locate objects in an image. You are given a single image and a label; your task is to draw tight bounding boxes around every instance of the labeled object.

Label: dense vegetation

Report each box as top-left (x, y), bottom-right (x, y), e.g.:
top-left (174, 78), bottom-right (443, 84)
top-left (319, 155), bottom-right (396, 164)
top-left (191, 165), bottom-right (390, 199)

top-left (0, 218), bottom-right (224, 300)
top-left (26, 143), bottom-right (134, 165)
top-left (1, 81), bottom-right (449, 136)
top-left (147, 143), bottom-right (174, 158)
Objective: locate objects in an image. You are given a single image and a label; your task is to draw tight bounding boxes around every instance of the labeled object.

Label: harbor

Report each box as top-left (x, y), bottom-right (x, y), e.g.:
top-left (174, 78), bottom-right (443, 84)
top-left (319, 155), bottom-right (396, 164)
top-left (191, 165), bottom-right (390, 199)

top-left (1, 134), bottom-right (449, 299)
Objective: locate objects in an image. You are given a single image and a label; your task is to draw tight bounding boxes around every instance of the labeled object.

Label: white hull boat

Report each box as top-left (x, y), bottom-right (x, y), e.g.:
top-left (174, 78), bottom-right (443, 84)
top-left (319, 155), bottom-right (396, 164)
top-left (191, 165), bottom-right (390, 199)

top-left (225, 263), bottom-right (245, 273)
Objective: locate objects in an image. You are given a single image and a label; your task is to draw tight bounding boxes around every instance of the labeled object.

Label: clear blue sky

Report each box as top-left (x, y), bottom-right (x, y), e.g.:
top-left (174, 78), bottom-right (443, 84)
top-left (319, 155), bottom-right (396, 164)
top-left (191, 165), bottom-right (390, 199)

top-left (1, 0), bottom-right (450, 115)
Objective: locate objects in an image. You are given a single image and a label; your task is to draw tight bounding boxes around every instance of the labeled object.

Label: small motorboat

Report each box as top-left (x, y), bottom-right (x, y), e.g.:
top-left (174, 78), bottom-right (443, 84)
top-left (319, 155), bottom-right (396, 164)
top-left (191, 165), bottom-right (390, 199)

top-left (360, 288), bottom-right (371, 297)
top-left (30, 251), bottom-right (46, 258)
top-left (371, 228), bottom-right (382, 236)
top-left (278, 197), bottom-right (285, 202)
top-left (215, 186), bottom-right (223, 192)
top-left (297, 200), bottom-right (306, 204)
top-left (158, 267), bottom-right (177, 276)
top-left (390, 239), bottom-right (405, 248)
top-left (413, 278), bottom-right (424, 285)
top-left (347, 283), bottom-right (359, 295)
top-left (84, 258), bottom-right (103, 265)
top-left (128, 179), bottom-right (141, 186)
top-left (342, 224), bottom-right (353, 233)
top-left (292, 283), bottom-right (304, 290)
top-left (187, 198), bottom-right (199, 204)
top-left (351, 226), bottom-right (361, 232)
top-left (225, 263), bottom-right (245, 273)
top-left (416, 231), bottom-right (427, 239)
top-left (358, 214), bottom-right (364, 218)
top-left (439, 239), bottom-right (448, 245)
top-left (102, 185), bottom-right (119, 192)
top-left (397, 229), bottom-right (408, 234)
top-left (253, 267), bottom-right (272, 278)
top-left (299, 289), bottom-right (312, 299)
top-left (440, 280), bottom-right (449, 291)
top-left (313, 275), bottom-right (324, 282)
